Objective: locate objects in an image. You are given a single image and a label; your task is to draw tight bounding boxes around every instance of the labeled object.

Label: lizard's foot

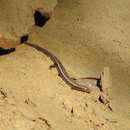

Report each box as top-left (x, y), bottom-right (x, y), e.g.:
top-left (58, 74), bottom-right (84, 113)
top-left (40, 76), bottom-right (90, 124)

top-left (49, 63), bottom-right (56, 69)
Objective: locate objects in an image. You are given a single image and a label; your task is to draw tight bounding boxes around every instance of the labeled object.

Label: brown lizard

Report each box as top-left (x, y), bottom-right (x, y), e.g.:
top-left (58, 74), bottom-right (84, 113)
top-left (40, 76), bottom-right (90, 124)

top-left (23, 41), bottom-right (101, 93)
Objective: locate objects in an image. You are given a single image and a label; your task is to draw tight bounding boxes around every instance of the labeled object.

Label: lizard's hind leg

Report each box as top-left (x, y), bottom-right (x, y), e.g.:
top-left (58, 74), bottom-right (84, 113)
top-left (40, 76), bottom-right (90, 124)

top-left (49, 63), bottom-right (56, 69)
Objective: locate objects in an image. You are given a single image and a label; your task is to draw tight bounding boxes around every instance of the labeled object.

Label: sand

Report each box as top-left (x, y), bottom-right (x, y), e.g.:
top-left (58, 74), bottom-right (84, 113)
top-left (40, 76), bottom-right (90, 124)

top-left (0, 0), bottom-right (129, 129)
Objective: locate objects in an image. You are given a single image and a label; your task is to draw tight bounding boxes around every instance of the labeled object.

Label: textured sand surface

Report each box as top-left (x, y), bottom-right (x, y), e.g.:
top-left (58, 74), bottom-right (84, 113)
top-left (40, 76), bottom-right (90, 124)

top-left (0, 0), bottom-right (130, 129)
top-left (0, 0), bottom-right (57, 49)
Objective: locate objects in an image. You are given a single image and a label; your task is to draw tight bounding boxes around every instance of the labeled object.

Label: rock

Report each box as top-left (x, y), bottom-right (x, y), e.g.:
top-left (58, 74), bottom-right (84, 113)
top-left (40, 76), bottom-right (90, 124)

top-left (0, 0), bottom-right (57, 49)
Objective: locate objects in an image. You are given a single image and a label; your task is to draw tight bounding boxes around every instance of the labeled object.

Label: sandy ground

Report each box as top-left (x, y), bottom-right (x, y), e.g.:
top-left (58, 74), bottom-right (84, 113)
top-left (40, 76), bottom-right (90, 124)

top-left (0, 0), bottom-right (130, 129)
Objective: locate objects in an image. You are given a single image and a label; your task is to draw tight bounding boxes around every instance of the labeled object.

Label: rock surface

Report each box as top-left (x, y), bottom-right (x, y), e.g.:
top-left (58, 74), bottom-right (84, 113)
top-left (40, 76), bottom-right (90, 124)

top-left (0, 0), bottom-right (129, 129)
top-left (0, 0), bottom-right (57, 49)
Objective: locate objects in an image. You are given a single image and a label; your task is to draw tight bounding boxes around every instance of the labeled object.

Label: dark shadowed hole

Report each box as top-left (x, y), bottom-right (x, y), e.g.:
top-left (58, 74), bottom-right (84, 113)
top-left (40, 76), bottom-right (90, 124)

top-left (97, 78), bottom-right (103, 91)
top-left (0, 48), bottom-right (15, 56)
top-left (20, 35), bottom-right (29, 43)
top-left (34, 10), bottom-right (50, 27)
top-left (98, 96), bottom-right (104, 104)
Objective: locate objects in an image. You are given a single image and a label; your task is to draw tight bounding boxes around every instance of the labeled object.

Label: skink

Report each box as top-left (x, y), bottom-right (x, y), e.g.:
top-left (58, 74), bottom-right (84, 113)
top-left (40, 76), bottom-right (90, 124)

top-left (24, 42), bottom-right (100, 93)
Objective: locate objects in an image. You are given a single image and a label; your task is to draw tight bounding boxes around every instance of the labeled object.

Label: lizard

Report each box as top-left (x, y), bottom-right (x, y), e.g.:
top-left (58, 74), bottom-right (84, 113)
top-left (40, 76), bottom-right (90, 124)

top-left (23, 41), bottom-right (101, 93)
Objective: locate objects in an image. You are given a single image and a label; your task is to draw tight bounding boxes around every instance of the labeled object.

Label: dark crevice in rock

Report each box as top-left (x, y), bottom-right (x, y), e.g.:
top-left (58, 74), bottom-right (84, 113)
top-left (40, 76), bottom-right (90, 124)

top-left (20, 35), bottom-right (29, 43)
top-left (0, 48), bottom-right (15, 55)
top-left (34, 10), bottom-right (50, 27)
top-left (98, 96), bottom-right (104, 104)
